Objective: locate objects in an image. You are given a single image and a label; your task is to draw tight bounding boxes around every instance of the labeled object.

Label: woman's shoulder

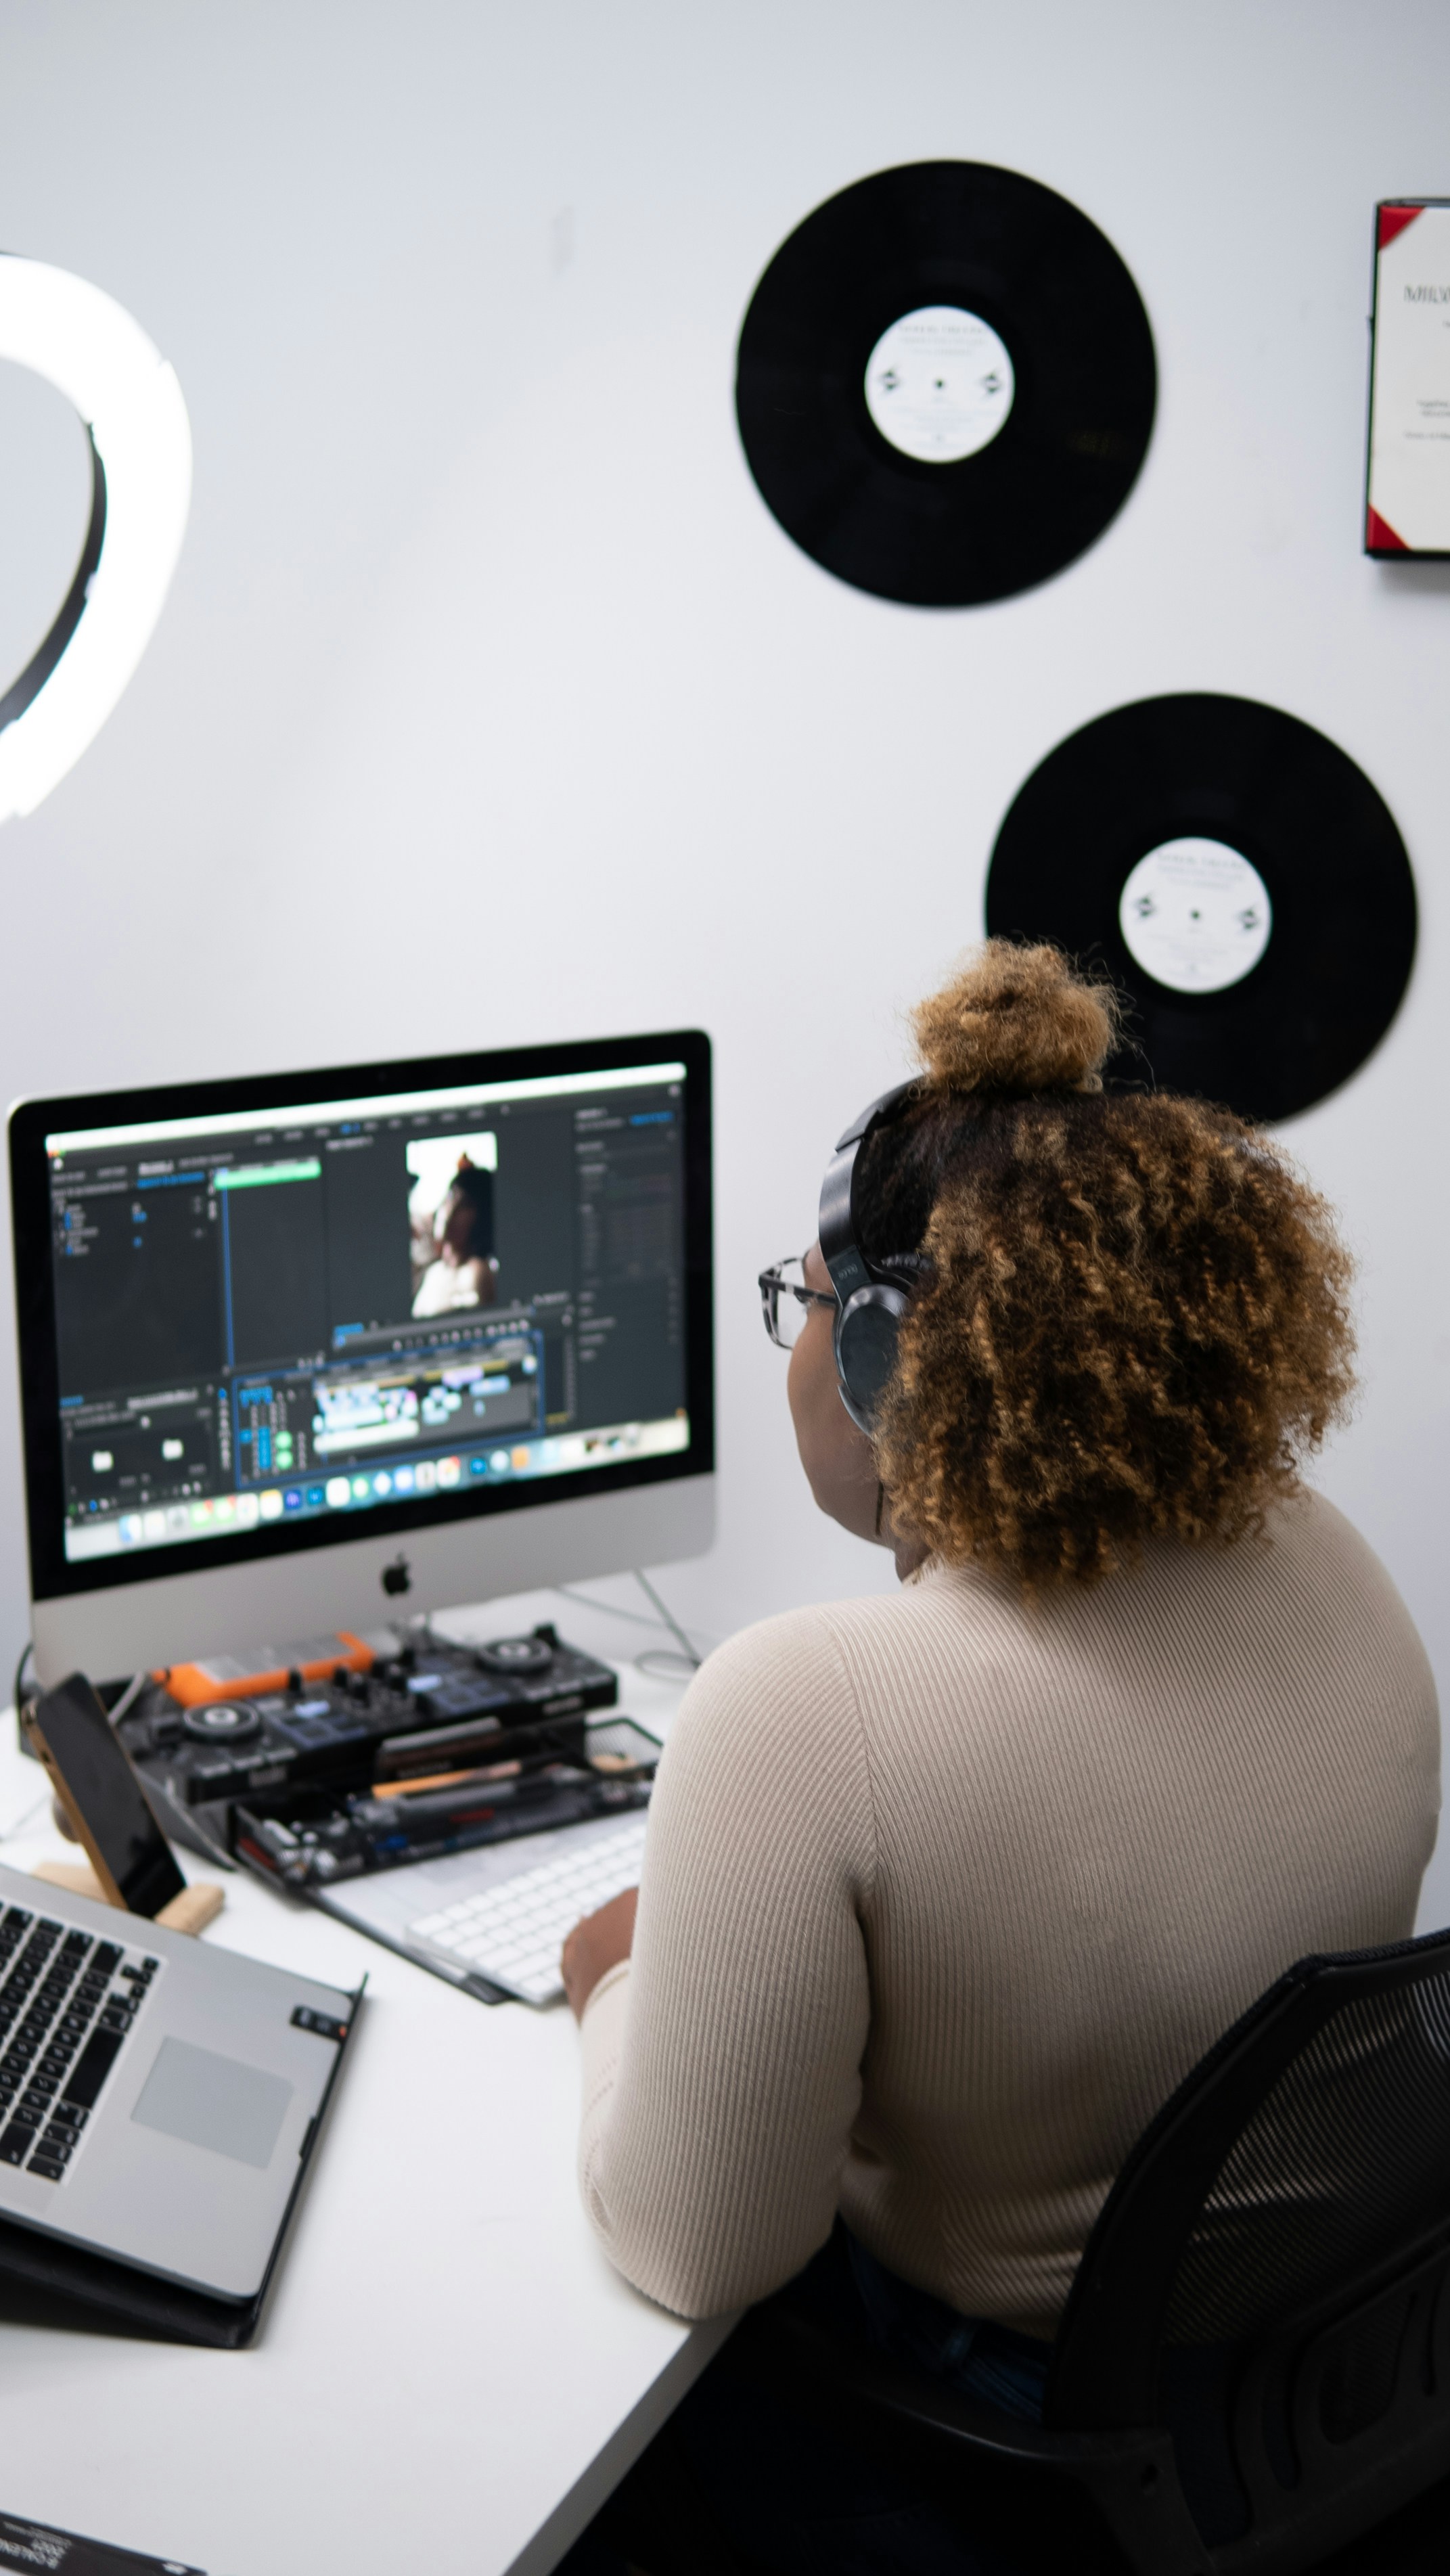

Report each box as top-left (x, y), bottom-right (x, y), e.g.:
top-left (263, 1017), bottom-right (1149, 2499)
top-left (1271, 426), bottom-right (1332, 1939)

top-left (1253, 1487), bottom-right (1434, 1665)
top-left (673, 1570), bottom-right (1015, 1738)
top-left (692, 1569), bottom-right (995, 1668)
top-left (679, 1594), bottom-right (877, 1709)
top-left (654, 1594), bottom-right (912, 1803)
top-left (669, 1491), bottom-right (1435, 1753)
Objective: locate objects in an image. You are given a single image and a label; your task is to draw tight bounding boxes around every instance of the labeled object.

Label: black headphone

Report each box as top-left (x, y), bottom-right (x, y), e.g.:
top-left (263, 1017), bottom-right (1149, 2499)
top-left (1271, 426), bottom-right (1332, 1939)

top-left (818, 1082), bottom-right (926, 1432)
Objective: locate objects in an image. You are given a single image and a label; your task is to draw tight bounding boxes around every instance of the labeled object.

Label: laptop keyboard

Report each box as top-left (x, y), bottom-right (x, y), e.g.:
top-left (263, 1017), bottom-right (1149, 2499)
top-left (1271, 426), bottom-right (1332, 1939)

top-left (407, 1816), bottom-right (649, 2005)
top-left (0, 1905), bottom-right (160, 2184)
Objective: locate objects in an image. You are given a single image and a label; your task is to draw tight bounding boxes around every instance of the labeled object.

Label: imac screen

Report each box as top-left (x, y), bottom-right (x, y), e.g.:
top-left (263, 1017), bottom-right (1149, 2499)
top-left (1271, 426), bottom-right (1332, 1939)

top-left (12, 1035), bottom-right (711, 1600)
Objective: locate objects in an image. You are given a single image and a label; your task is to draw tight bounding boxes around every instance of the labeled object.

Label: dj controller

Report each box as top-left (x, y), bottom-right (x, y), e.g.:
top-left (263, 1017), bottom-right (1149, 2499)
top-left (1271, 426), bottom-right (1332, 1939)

top-left (91, 1623), bottom-right (656, 1891)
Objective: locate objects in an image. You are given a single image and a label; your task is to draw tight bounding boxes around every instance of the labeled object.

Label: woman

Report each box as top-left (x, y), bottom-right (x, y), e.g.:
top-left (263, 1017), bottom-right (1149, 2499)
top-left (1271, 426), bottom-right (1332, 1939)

top-left (561, 943), bottom-right (1438, 2569)
top-left (411, 1159), bottom-right (498, 1316)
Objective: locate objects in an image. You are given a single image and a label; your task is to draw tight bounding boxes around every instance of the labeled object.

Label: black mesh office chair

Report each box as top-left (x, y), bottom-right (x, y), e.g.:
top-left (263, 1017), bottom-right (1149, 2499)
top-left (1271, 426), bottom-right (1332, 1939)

top-left (589, 1924), bottom-right (1450, 2576)
top-left (721, 1924), bottom-right (1450, 2575)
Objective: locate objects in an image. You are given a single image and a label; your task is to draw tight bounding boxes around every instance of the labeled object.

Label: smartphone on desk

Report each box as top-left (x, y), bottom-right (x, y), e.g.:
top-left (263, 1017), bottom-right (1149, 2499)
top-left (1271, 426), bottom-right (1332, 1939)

top-left (24, 1673), bottom-right (188, 1918)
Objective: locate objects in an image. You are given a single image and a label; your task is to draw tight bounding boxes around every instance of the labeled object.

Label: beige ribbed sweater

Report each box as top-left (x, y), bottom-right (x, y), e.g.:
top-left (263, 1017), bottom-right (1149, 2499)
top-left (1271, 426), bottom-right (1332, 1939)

top-left (578, 1492), bottom-right (1439, 2334)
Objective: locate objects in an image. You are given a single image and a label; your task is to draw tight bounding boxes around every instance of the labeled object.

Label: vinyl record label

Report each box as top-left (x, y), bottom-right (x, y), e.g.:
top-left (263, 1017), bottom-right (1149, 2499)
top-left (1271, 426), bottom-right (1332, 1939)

top-left (735, 161), bottom-right (1156, 607)
top-left (1118, 840), bottom-right (1272, 994)
top-left (863, 307), bottom-right (1014, 463)
top-left (986, 694), bottom-right (1415, 1123)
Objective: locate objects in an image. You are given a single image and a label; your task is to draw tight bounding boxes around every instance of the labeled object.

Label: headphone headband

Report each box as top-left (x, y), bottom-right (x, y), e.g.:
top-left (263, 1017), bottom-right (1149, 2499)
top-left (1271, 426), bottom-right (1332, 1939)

top-left (818, 1080), bottom-right (919, 1432)
top-left (818, 1081), bottom-right (915, 1288)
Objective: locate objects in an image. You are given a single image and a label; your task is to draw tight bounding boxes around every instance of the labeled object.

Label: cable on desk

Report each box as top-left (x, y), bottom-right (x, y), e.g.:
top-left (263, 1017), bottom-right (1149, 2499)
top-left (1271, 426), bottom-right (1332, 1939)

top-left (631, 1570), bottom-right (702, 1678)
top-left (11, 1642), bottom-right (35, 1730)
top-left (552, 1574), bottom-right (707, 1680)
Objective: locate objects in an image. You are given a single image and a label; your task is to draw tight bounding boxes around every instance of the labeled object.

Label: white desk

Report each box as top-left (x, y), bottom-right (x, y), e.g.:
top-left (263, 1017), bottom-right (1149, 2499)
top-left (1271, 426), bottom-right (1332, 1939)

top-left (0, 1590), bottom-right (731, 2576)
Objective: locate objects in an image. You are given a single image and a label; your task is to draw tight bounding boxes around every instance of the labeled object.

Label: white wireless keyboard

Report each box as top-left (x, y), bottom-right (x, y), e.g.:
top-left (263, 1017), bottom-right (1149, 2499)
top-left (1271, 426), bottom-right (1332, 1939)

top-left (406, 1817), bottom-right (650, 2005)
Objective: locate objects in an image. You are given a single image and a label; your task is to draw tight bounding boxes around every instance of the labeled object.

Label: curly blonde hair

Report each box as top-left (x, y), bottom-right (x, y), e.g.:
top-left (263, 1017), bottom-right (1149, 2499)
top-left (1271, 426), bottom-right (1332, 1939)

top-left (863, 943), bottom-right (1356, 1586)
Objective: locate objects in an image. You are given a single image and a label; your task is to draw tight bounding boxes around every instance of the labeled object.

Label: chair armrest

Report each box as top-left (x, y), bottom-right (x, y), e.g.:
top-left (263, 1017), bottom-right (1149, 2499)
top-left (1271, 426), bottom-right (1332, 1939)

top-left (729, 2303), bottom-right (1141, 2467)
top-left (726, 2305), bottom-right (1215, 2575)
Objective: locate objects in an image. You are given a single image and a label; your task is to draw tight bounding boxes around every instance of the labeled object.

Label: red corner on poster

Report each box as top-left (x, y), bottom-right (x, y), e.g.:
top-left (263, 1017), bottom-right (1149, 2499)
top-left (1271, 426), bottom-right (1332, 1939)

top-left (1365, 505), bottom-right (1409, 553)
top-left (1377, 204), bottom-right (1423, 250)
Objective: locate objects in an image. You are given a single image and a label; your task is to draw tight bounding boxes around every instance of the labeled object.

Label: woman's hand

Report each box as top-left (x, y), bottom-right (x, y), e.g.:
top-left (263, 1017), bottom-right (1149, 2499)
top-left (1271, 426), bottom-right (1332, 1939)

top-left (562, 1886), bottom-right (638, 2020)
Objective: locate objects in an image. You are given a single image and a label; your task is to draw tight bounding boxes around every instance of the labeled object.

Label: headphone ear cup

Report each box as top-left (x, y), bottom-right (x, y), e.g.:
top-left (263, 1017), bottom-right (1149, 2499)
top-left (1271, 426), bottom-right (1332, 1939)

top-left (834, 1282), bottom-right (911, 1433)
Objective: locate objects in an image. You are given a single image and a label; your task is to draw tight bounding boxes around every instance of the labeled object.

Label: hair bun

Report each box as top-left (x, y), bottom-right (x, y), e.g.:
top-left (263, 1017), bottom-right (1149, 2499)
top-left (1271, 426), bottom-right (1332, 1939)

top-left (911, 941), bottom-right (1119, 1095)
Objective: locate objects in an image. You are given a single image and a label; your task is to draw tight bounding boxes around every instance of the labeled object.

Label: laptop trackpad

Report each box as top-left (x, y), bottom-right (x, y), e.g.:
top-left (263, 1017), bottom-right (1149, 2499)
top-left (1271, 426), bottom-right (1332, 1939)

top-left (131, 2038), bottom-right (293, 2169)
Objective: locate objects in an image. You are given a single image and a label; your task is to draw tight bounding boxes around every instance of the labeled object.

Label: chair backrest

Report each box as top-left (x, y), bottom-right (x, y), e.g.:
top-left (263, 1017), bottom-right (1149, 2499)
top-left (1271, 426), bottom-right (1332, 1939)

top-left (1046, 1924), bottom-right (1450, 2555)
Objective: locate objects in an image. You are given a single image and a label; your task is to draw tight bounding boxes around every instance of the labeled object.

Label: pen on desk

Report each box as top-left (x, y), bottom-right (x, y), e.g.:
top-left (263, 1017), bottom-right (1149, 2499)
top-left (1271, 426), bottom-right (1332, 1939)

top-left (355, 1765), bottom-right (584, 1835)
top-left (372, 1748), bottom-right (644, 1801)
top-left (371, 1760), bottom-right (524, 1800)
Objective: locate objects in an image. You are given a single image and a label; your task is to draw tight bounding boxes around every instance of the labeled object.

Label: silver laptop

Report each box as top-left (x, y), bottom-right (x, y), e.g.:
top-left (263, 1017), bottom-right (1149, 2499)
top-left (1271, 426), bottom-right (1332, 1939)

top-left (0, 1859), bottom-right (358, 2301)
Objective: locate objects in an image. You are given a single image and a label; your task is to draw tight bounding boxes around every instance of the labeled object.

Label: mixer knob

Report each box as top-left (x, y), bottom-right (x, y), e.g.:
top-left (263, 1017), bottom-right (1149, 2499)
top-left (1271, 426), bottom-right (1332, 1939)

top-left (181, 1701), bottom-right (262, 1745)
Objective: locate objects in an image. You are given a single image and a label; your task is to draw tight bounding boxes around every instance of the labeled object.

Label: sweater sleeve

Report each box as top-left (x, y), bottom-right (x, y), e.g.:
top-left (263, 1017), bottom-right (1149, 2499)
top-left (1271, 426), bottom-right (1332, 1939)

top-left (576, 1608), bottom-right (877, 2318)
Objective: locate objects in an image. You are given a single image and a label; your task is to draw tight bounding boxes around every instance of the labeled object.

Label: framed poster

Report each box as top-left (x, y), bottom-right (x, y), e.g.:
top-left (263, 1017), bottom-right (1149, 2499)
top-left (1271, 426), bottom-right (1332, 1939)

top-left (1365, 200), bottom-right (1450, 556)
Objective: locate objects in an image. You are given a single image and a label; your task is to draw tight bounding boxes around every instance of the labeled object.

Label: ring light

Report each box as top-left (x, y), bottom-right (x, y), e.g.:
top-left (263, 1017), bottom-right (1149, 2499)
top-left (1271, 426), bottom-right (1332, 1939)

top-left (0, 256), bottom-right (191, 823)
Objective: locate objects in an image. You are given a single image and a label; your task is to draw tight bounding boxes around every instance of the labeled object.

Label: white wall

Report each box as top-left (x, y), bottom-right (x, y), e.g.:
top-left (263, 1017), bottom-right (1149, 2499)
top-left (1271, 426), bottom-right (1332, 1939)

top-left (1, 1), bottom-right (1447, 1911)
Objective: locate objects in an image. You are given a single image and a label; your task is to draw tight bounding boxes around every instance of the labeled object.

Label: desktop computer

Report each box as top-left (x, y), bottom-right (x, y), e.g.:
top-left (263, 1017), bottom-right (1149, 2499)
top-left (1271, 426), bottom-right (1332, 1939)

top-left (7, 1030), bottom-right (714, 2004)
top-left (9, 1028), bottom-right (714, 1681)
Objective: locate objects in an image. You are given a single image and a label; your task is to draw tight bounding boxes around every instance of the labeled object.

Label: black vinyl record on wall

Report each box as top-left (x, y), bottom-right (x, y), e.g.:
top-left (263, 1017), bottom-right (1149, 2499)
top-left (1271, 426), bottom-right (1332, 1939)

top-left (984, 693), bottom-right (1416, 1123)
top-left (735, 161), bottom-right (1156, 607)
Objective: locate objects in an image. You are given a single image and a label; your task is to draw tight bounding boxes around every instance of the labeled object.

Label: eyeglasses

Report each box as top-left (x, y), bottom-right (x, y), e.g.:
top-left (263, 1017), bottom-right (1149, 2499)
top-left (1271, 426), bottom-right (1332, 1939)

top-left (758, 1253), bottom-right (837, 1351)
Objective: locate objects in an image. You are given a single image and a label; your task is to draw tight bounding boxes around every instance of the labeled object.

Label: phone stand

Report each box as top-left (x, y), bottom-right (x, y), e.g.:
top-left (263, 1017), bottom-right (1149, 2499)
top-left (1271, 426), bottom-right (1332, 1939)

top-left (28, 1858), bottom-right (225, 1936)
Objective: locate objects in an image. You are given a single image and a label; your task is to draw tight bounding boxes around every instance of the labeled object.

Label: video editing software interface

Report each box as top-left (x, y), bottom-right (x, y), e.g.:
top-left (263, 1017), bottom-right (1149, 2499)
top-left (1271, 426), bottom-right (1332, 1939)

top-left (45, 1060), bottom-right (691, 1566)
